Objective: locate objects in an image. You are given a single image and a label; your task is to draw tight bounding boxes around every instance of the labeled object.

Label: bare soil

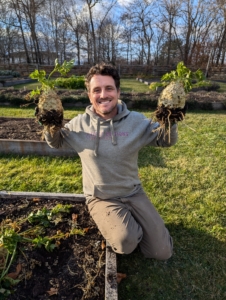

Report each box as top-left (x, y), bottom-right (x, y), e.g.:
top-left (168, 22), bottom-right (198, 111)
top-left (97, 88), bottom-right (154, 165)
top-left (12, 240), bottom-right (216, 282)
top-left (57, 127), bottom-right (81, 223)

top-left (0, 197), bottom-right (105, 299)
top-left (0, 117), bottom-right (57, 141)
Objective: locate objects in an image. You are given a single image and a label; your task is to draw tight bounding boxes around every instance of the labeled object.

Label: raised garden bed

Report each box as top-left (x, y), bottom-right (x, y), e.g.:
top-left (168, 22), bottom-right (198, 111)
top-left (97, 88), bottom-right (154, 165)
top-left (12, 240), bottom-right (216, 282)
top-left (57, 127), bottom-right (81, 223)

top-left (0, 191), bottom-right (117, 300)
top-left (0, 86), bottom-right (226, 110)
top-left (136, 78), bottom-right (226, 110)
top-left (0, 77), bottom-right (34, 87)
top-left (0, 76), bottom-right (13, 87)
top-left (0, 117), bottom-right (76, 157)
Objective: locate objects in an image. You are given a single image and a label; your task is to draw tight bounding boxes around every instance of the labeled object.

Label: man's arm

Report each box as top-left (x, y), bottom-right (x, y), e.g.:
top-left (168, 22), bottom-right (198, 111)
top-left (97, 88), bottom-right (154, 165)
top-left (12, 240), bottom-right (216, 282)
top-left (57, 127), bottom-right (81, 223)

top-left (44, 128), bottom-right (67, 149)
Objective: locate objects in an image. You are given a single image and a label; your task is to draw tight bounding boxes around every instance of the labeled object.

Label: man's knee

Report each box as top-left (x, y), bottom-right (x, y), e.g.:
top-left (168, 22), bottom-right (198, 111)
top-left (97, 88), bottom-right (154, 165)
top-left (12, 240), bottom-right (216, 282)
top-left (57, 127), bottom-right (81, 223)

top-left (110, 230), bottom-right (143, 254)
top-left (142, 246), bottom-right (173, 260)
top-left (154, 246), bottom-right (173, 260)
top-left (142, 236), bottom-right (173, 260)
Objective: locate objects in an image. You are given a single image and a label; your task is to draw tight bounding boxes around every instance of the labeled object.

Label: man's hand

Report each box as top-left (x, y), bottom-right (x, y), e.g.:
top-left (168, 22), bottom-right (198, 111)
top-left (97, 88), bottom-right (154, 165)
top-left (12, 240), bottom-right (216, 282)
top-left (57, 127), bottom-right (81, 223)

top-left (155, 104), bottom-right (187, 125)
top-left (35, 106), bottom-right (63, 136)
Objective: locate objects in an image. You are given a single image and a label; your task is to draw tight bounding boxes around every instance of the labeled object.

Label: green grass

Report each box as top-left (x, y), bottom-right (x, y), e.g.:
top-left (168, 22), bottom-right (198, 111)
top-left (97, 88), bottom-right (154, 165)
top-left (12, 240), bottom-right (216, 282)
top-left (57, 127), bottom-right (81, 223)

top-left (6, 76), bottom-right (226, 94)
top-left (117, 111), bottom-right (226, 299)
top-left (0, 155), bottom-right (83, 193)
top-left (120, 78), bottom-right (151, 93)
top-left (0, 106), bottom-right (85, 119)
top-left (12, 78), bottom-right (151, 93)
top-left (216, 81), bottom-right (226, 93)
top-left (13, 82), bottom-right (41, 90)
top-left (0, 100), bottom-right (226, 298)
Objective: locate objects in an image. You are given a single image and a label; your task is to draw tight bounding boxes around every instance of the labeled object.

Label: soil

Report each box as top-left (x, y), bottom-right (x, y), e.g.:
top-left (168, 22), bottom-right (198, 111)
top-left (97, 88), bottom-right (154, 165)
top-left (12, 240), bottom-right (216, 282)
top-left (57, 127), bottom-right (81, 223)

top-left (0, 117), bottom-right (59, 141)
top-left (0, 197), bottom-right (105, 300)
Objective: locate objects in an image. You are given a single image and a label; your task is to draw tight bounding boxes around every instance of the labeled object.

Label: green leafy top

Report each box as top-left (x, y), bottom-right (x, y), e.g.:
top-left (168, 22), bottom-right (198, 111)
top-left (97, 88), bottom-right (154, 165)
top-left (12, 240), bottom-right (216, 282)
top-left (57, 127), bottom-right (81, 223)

top-left (149, 61), bottom-right (205, 93)
top-left (27, 204), bottom-right (73, 227)
top-left (29, 58), bottom-right (74, 98)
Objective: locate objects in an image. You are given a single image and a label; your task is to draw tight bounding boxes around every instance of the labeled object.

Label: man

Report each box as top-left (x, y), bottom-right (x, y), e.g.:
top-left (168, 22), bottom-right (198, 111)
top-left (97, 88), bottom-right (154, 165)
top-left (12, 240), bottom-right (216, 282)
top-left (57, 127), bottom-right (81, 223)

top-left (44, 62), bottom-right (178, 260)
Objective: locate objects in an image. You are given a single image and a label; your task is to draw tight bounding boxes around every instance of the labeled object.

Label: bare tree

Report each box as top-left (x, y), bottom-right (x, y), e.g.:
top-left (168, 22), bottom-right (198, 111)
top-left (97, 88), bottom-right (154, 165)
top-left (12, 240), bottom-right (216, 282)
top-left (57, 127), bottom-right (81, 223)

top-left (152, 25), bottom-right (167, 65)
top-left (120, 13), bottom-right (134, 64)
top-left (14, 0), bottom-right (46, 64)
top-left (85, 0), bottom-right (101, 63)
top-left (44, 0), bottom-right (61, 59)
top-left (212, 1), bottom-right (226, 66)
top-left (121, 0), bottom-right (157, 65)
top-left (0, 0), bottom-right (31, 63)
top-left (0, 0), bottom-right (225, 68)
top-left (97, 18), bottom-right (121, 63)
top-left (157, 0), bottom-right (181, 65)
top-left (61, 0), bottom-right (86, 65)
top-left (95, 0), bottom-right (117, 62)
top-left (173, 0), bottom-right (216, 65)
top-left (84, 0), bottom-right (117, 63)
top-left (0, 23), bottom-right (20, 64)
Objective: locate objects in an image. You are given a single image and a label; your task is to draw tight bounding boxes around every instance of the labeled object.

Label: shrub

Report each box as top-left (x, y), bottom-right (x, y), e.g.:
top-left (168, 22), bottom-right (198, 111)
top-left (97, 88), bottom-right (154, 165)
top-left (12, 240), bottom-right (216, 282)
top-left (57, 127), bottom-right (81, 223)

top-left (0, 70), bottom-right (20, 77)
top-left (61, 95), bottom-right (89, 104)
top-left (192, 81), bottom-right (220, 92)
top-left (0, 93), bottom-right (31, 106)
top-left (55, 76), bottom-right (85, 89)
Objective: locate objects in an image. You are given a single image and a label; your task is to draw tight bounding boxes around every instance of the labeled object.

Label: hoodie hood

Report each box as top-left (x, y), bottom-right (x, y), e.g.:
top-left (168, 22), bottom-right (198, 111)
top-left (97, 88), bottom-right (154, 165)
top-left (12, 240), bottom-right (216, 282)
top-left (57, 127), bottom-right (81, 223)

top-left (85, 100), bottom-right (130, 156)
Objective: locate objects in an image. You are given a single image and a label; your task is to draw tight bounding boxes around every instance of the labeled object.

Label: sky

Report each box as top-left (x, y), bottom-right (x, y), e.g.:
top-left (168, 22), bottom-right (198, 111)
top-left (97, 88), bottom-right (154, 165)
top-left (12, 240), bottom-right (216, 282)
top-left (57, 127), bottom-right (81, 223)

top-left (117, 0), bottom-right (133, 6)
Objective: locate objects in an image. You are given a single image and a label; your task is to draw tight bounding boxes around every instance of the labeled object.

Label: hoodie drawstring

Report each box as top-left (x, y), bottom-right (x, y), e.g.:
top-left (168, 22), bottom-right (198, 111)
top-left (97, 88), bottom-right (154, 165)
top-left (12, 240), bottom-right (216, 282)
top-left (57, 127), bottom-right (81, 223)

top-left (94, 118), bottom-right (117, 156)
top-left (94, 118), bottom-right (100, 157)
top-left (110, 119), bottom-right (117, 145)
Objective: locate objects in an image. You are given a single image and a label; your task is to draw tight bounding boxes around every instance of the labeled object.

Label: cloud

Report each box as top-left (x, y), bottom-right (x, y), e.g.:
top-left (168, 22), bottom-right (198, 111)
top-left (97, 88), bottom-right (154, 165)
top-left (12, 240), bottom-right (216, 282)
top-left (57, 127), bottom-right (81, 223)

top-left (117, 0), bottom-right (134, 7)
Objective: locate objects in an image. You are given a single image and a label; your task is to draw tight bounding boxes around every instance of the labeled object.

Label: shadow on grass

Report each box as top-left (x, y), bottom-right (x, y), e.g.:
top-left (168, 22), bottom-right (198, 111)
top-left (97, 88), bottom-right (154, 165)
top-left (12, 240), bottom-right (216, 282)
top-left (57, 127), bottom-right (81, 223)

top-left (117, 223), bottom-right (226, 300)
top-left (185, 109), bottom-right (226, 115)
top-left (138, 147), bottom-right (166, 168)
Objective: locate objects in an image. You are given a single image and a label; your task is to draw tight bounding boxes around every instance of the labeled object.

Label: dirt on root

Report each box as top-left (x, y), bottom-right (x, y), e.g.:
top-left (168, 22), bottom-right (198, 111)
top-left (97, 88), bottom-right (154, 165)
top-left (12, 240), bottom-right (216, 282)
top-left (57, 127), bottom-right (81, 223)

top-left (0, 197), bottom-right (105, 300)
top-left (0, 117), bottom-right (62, 141)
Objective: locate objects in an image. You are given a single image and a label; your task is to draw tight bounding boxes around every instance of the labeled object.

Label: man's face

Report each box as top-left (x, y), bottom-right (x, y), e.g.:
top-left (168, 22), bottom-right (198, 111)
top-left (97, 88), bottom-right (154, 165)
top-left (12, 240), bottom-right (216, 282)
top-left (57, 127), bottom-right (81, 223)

top-left (88, 75), bottom-right (120, 119)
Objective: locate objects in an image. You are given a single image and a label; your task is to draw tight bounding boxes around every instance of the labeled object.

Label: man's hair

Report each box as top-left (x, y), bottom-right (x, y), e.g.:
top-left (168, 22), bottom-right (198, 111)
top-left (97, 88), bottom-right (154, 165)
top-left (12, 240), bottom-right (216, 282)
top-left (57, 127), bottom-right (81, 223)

top-left (85, 62), bottom-right (120, 91)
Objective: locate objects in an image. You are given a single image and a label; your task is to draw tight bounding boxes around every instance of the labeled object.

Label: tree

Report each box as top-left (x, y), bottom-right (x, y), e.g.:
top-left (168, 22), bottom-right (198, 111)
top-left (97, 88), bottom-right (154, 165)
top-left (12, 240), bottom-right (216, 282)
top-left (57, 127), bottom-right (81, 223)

top-left (174, 0), bottom-right (216, 65)
top-left (84, 0), bottom-right (117, 63)
top-left (18, 0), bottom-right (46, 64)
top-left (213, 0), bottom-right (226, 66)
top-left (0, 0), bottom-right (31, 63)
top-left (158, 38), bottom-right (183, 65)
top-left (61, 0), bottom-right (85, 65)
top-left (97, 18), bottom-right (120, 63)
top-left (121, 0), bottom-right (157, 65)
top-left (85, 0), bottom-right (100, 63)
top-left (95, 1), bottom-right (117, 62)
top-left (157, 0), bottom-right (181, 65)
top-left (0, 24), bottom-right (20, 64)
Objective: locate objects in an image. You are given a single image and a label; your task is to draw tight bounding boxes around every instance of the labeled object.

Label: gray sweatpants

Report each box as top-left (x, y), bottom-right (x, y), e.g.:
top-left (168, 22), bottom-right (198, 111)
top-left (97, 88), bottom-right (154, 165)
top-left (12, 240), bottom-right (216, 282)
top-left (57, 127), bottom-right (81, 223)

top-left (87, 188), bottom-right (173, 260)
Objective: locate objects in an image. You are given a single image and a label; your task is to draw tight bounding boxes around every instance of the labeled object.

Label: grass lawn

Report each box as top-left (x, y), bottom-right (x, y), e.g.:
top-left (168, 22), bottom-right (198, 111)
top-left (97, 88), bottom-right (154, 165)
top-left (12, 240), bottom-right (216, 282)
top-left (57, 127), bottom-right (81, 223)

top-left (13, 81), bottom-right (41, 90)
top-left (12, 77), bottom-right (226, 95)
top-left (0, 106), bottom-right (84, 119)
top-left (120, 78), bottom-right (151, 93)
top-left (12, 78), bottom-right (151, 93)
top-left (216, 81), bottom-right (226, 93)
top-left (118, 110), bottom-right (226, 299)
top-left (0, 81), bottom-right (226, 299)
top-left (0, 107), bottom-right (225, 299)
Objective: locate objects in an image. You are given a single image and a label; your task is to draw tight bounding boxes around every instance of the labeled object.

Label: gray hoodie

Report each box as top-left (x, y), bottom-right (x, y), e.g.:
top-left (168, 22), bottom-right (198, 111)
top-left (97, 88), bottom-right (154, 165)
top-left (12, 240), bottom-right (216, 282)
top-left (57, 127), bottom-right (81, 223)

top-left (45, 100), bottom-right (178, 200)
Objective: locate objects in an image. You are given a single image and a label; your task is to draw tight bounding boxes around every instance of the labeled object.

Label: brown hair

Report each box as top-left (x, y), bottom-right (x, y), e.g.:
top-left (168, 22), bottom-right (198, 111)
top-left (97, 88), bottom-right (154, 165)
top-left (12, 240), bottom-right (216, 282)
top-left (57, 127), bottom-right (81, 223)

top-left (85, 62), bottom-right (120, 91)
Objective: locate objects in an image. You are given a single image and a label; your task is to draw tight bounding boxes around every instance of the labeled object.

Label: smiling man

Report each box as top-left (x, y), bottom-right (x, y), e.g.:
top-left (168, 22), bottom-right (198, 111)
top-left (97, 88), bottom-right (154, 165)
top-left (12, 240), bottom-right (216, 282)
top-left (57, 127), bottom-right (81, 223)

top-left (44, 62), bottom-right (178, 260)
top-left (87, 74), bottom-right (119, 119)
